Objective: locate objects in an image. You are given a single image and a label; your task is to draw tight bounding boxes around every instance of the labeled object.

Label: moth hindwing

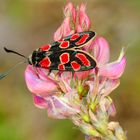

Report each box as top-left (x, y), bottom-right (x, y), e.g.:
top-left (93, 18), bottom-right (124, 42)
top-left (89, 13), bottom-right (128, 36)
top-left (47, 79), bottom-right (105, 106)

top-left (38, 49), bottom-right (96, 72)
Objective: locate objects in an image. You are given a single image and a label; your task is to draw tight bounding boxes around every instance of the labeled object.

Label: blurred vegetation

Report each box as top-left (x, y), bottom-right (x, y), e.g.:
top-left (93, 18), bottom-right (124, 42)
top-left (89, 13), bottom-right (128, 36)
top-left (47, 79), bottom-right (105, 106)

top-left (0, 0), bottom-right (140, 140)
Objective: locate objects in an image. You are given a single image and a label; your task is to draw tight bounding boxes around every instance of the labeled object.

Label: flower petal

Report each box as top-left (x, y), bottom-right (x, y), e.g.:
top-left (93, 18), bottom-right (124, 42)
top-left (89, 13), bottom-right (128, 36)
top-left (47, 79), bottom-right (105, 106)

top-left (78, 3), bottom-right (91, 30)
top-left (45, 96), bottom-right (80, 119)
top-left (100, 97), bottom-right (116, 117)
top-left (100, 79), bottom-right (120, 97)
top-left (76, 24), bottom-right (83, 32)
top-left (64, 2), bottom-right (76, 22)
top-left (33, 95), bottom-right (48, 109)
top-left (90, 37), bottom-right (110, 65)
top-left (59, 72), bottom-right (72, 92)
top-left (25, 65), bottom-right (58, 96)
top-left (74, 70), bottom-right (91, 80)
top-left (99, 48), bottom-right (126, 79)
top-left (54, 17), bottom-right (74, 41)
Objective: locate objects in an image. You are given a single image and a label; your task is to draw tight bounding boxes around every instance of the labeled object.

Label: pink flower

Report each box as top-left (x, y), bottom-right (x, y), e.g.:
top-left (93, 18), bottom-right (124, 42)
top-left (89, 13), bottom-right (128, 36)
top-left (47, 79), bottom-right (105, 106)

top-left (78, 3), bottom-right (91, 31)
top-left (25, 1), bottom-right (126, 118)
top-left (25, 65), bottom-right (80, 118)
top-left (54, 2), bottom-right (91, 41)
top-left (90, 37), bottom-right (126, 79)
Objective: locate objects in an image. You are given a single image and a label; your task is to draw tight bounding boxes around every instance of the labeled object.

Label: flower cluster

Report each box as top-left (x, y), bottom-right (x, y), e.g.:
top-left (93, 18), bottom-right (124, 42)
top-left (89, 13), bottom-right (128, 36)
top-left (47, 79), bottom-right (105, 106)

top-left (25, 2), bottom-right (127, 140)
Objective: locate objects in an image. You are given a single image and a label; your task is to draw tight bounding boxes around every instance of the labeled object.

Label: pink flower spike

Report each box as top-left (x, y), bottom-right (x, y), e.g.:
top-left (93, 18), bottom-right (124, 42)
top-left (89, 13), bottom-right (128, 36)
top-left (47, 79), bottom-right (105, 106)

top-left (64, 2), bottom-right (76, 22)
top-left (25, 65), bottom-right (58, 96)
top-left (93, 37), bottom-right (110, 65)
top-left (99, 48), bottom-right (126, 79)
top-left (33, 95), bottom-right (48, 109)
top-left (78, 3), bottom-right (91, 30)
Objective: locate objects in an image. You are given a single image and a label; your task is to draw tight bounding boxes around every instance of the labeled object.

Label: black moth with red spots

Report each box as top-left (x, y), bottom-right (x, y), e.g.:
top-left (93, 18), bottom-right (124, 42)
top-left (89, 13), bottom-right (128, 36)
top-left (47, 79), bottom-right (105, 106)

top-left (29, 31), bottom-right (97, 72)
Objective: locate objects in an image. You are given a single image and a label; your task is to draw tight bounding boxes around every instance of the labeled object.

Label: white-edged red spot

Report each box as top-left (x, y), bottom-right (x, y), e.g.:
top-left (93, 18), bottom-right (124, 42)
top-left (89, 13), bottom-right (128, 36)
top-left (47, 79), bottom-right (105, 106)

top-left (60, 53), bottom-right (70, 64)
top-left (76, 53), bottom-right (91, 67)
top-left (58, 64), bottom-right (65, 70)
top-left (39, 57), bottom-right (51, 68)
top-left (71, 61), bottom-right (81, 71)
top-left (59, 41), bottom-right (69, 49)
top-left (70, 33), bottom-right (79, 41)
top-left (40, 44), bottom-right (51, 51)
top-left (76, 34), bottom-right (89, 45)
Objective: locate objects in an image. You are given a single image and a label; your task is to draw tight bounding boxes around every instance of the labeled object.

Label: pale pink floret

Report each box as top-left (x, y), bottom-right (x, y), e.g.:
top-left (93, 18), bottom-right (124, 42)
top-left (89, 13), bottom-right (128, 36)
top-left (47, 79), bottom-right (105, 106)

top-left (45, 95), bottom-right (80, 119)
top-left (33, 95), bottom-right (80, 119)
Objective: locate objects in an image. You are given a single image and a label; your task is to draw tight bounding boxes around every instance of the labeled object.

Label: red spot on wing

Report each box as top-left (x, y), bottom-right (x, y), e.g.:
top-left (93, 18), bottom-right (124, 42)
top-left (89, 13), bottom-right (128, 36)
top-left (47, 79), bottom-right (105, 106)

top-left (39, 57), bottom-right (51, 68)
top-left (76, 34), bottom-right (89, 45)
top-left (71, 61), bottom-right (81, 71)
top-left (40, 44), bottom-right (51, 51)
top-left (60, 53), bottom-right (70, 64)
top-left (60, 41), bottom-right (69, 49)
top-left (76, 53), bottom-right (91, 67)
top-left (70, 33), bottom-right (79, 41)
top-left (58, 64), bottom-right (65, 70)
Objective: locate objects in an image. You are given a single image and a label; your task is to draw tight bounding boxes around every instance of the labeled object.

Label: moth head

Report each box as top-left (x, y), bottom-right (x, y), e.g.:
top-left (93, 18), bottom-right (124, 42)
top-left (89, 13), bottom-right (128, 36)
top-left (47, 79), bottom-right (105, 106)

top-left (30, 49), bottom-right (48, 66)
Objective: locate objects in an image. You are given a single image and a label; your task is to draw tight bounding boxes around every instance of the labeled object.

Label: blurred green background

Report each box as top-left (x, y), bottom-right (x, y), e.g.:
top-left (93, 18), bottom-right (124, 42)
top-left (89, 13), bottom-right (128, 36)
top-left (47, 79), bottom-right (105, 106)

top-left (0, 0), bottom-right (140, 140)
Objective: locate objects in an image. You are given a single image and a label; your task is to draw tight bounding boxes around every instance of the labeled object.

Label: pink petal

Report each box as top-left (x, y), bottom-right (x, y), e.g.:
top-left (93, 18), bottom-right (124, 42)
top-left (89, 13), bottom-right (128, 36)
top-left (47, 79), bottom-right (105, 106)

top-left (78, 3), bottom-right (91, 30)
top-left (100, 97), bottom-right (116, 117)
top-left (99, 48), bottom-right (126, 79)
top-left (54, 17), bottom-right (74, 41)
top-left (53, 23), bottom-right (63, 41)
top-left (45, 96), bottom-right (80, 119)
top-left (100, 79), bottom-right (120, 97)
top-left (93, 37), bottom-right (110, 65)
top-left (33, 95), bottom-right (48, 109)
top-left (25, 65), bottom-right (58, 96)
top-left (108, 102), bottom-right (116, 117)
top-left (59, 72), bottom-right (72, 92)
top-left (64, 2), bottom-right (77, 22)
top-left (74, 70), bottom-right (91, 80)
top-left (76, 24), bottom-right (83, 32)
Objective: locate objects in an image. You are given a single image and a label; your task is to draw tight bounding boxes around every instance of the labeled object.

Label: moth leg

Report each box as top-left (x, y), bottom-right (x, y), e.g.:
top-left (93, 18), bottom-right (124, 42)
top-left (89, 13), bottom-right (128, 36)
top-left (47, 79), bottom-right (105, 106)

top-left (70, 71), bottom-right (75, 87)
top-left (71, 71), bottom-right (75, 78)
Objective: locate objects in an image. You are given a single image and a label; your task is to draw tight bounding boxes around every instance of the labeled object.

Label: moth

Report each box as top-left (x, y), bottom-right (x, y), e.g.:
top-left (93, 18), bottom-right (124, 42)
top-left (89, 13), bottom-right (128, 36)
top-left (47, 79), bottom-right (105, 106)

top-left (0, 31), bottom-right (97, 79)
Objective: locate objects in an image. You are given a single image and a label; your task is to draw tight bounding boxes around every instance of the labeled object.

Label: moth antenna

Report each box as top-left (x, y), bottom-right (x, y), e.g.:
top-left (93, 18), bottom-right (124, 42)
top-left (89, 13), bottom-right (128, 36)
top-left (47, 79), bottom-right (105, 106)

top-left (0, 61), bottom-right (26, 80)
top-left (4, 47), bottom-right (28, 59)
